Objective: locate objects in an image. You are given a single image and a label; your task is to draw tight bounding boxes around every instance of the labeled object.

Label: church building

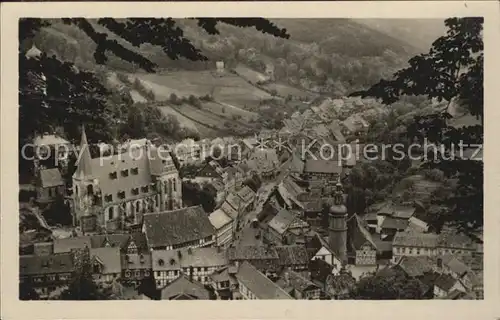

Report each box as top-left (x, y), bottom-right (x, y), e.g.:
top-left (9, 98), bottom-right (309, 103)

top-left (71, 126), bottom-right (182, 233)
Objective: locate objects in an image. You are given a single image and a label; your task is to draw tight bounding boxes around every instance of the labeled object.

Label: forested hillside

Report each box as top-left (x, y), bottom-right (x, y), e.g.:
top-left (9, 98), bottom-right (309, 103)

top-left (31, 18), bottom-right (417, 95)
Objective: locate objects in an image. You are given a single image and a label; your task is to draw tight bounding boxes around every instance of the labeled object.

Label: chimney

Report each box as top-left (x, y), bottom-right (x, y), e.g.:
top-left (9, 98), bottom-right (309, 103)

top-left (189, 266), bottom-right (194, 282)
top-left (284, 271), bottom-right (290, 287)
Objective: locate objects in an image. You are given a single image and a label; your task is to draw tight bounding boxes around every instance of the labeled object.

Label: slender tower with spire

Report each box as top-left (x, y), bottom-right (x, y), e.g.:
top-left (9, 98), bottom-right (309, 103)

top-left (72, 125), bottom-right (96, 231)
top-left (328, 182), bottom-right (348, 264)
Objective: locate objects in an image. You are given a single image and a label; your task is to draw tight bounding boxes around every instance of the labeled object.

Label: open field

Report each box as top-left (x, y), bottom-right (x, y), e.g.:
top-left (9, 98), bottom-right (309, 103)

top-left (262, 82), bottom-right (315, 100)
top-left (107, 72), bottom-right (148, 103)
top-left (201, 101), bottom-right (257, 122)
top-left (129, 90), bottom-right (148, 103)
top-left (130, 70), bottom-right (272, 110)
top-left (157, 105), bottom-right (201, 132)
top-left (233, 64), bottom-right (268, 84)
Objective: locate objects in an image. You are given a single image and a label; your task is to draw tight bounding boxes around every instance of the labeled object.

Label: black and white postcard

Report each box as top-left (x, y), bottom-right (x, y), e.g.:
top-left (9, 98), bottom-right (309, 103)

top-left (1, 1), bottom-right (499, 320)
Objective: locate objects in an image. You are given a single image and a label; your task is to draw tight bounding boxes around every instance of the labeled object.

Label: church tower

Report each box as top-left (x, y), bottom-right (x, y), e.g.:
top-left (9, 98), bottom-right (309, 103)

top-left (72, 125), bottom-right (98, 231)
top-left (328, 182), bottom-right (348, 263)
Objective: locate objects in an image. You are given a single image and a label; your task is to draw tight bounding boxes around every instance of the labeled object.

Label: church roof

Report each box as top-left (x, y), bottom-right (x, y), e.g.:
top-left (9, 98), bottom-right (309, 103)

top-left (25, 44), bottom-right (42, 59)
top-left (73, 126), bottom-right (93, 180)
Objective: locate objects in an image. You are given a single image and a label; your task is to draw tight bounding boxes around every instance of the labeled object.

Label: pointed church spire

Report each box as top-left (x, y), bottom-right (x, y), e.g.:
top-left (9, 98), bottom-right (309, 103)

top-left (74, 125), bottom-right (93, 179)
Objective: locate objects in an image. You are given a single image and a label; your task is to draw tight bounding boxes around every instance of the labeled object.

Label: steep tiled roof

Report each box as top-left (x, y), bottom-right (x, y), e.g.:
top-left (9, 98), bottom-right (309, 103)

top-left (268, 209), bottom-right (296, 235)
top-left (227, 245), bottom-right (279, 261)
top-left (349, 215), bottom-right (378, 252)
top-left (152, 247), bottom-right (227, 271)
top-left (277, 270), bottom-right (319, 293)
top-left (377, 204), bottom-right (415, 219)
top-left (397, 256), bottom-right (436, 277)
top-left (289, 153), bottom-right (305, 174)
top-left (304, 159), bottom-right (342, 174)
top-left (90, 247), bottom-right (122, 274)
top-left (39, 168), bottom-right (64, 188)
top-left (53, 236), bottom-right (92, 253)
top-left (160, 275), bottom-right (210, 300)
top-left (236, 261), bottom-right (293, 299)
top-left (90, 234), bottom-right (131, 250)
top-left (143, 206), bottom-right (215, 248)
top-left (437, 230), bottom-right (477, 250)
top-left (434, 273), bottom-right (457, 292)
top-left (443, 289), bottom-right (475, 300)
top-left (210, 266), bottom-right (231, 283)
top-left (20, 253), bottom-right (75, 276)
top-left (381, 217), bottom-right (409, 230)
top-left (129, 232), bottom-right (149, 252)
top-left (209, 209), bottom-right (233, 230)
top-left (441, 255), bottom-right (469, 276)
top-left (275, 245), bottom-right (309, 267)
top-left (393, 230), bottom-right (439, 248)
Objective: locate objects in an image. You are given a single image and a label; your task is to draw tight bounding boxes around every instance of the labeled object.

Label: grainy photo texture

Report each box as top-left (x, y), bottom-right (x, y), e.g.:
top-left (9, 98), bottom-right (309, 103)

top-left (18, 17), bottom-right (483, 301)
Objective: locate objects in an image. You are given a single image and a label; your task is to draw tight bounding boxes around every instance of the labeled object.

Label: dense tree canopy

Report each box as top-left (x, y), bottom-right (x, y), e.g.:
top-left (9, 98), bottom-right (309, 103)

top-left (350, 17), bottom-right (484, 235)
top-left (19, 18), bottom-right (289, 145)
top-left (349, 269), bottom-right (428, 300)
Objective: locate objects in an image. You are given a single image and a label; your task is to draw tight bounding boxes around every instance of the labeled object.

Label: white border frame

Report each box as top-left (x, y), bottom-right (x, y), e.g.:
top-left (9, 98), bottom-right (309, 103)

top-left (2, 2), bottom-right (499, 320)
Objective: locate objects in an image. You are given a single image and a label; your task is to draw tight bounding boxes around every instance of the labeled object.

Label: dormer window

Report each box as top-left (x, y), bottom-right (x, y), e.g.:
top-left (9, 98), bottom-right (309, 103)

top-left (131, 188), bottom-right (139, 196)
top-left (121, 169), bottom-right (129, 177)
top-left (105, 194), bottom-right (113, 202)
top-left (131, 167), bottom-right (139, 175)
top-left (109, 172), bottom-right (118, 179)
top-left (141, 186), bottom-right (149, 193)
top-left (118, 191), bottom-right (126, 199)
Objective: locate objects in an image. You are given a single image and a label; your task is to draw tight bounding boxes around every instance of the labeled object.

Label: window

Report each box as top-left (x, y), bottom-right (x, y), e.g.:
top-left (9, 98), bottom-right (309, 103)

top-left (173, 179), bottom-right (177, 192)
top-left (156, 271), bottom-right (161, 277)
top-left (141, 186), bottom-right (149, 193)
top-left (158, 259), bottom-right (165, 266)
top-left (108, 207), bottom-right (114, 220)
top-left (131, 188), bottom-right (139, 196)
top-left (87, 184), bottom-right (94, 195)
top-left (109, 172), bottom-right (118, 179)
top-left (75, 185), bottom-right (79, 196)
top-left (131, 167), bottom-right (139, 175)
top-left (416, 248), bottom-right (421, 255)
top-left (105, 194), bottom-right (113, 202)
top-left (121, 169), bottom-right (129, 177)
top-left (117, 191), bottom-right (126, 199)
